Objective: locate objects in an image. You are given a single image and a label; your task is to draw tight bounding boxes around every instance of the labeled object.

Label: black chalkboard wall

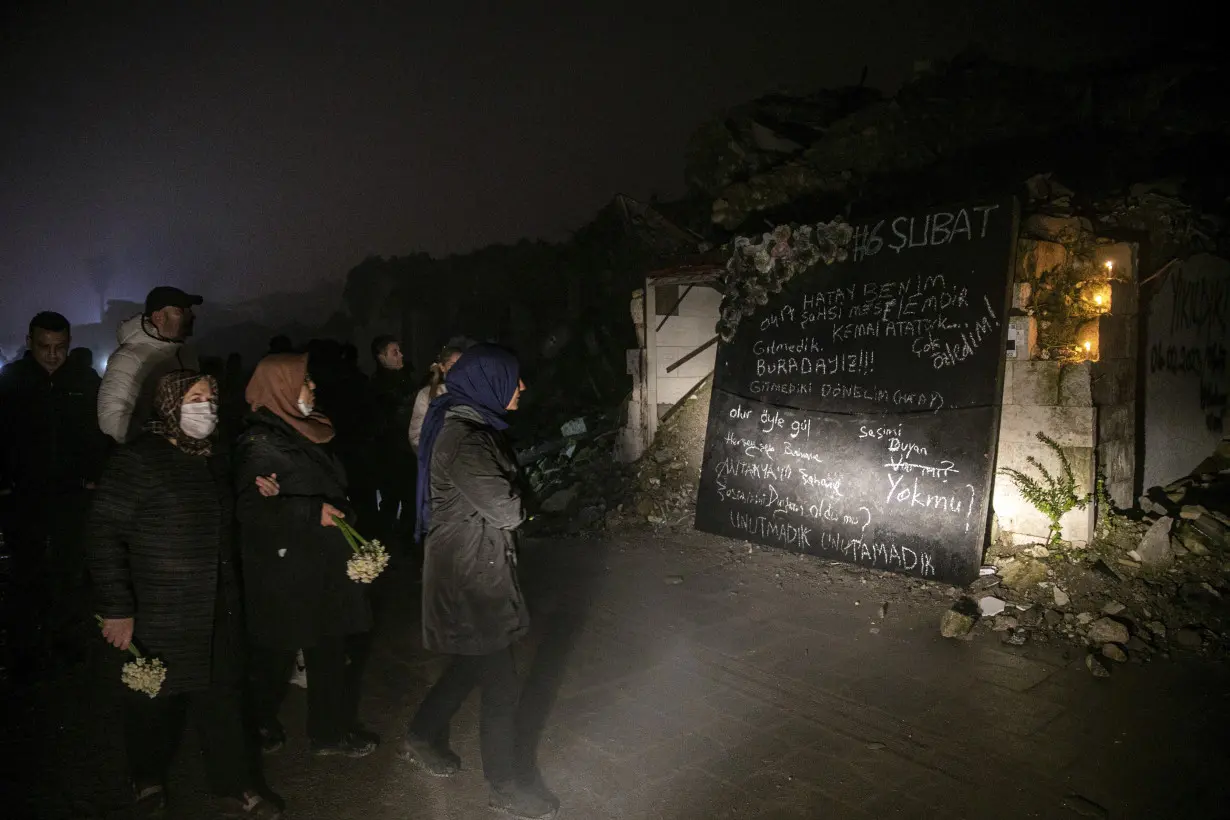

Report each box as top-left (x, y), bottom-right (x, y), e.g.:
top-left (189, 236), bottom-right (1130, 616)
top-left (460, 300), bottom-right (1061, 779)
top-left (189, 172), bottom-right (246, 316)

top-left (696, 198), bottom-right (1019, 585)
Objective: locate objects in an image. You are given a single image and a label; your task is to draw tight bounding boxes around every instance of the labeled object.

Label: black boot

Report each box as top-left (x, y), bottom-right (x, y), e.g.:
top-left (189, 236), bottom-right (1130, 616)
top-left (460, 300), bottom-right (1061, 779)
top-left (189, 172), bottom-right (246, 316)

top-left (488, 781), bottom-right (559, 819)
top-left (397, 733), bottom-right (460, 777)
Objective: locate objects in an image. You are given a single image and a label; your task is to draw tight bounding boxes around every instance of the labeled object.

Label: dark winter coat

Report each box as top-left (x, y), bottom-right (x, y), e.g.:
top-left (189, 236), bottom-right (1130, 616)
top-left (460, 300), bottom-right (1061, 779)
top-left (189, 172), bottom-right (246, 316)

top-left (86, 435), bottom-right (242, 696)
top-left (370, 367), bottom-right (416, 455)
top-left (421, 405), bottom-right (529, 655)
top-left (233, 409), bottom-right (371, 650)
top-left (0, 356), bottom-right (109, 494)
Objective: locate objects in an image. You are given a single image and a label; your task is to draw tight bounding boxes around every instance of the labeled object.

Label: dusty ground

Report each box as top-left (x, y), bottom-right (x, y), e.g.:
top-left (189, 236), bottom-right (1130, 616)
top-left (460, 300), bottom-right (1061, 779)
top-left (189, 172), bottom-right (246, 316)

top-left (6, 529), bottom-right (1230, 820)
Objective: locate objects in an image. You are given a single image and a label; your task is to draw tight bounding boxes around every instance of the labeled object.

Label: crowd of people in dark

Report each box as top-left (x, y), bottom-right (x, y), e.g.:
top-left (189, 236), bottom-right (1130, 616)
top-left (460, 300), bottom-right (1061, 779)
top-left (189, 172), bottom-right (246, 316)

top-left (0, 286), bottom-right (558, 819)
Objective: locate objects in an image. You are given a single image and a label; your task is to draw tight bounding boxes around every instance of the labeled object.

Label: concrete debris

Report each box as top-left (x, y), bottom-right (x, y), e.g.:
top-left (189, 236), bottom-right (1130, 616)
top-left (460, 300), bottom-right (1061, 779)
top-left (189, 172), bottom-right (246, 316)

top-left (1102, 600), bottom-right (1125, 616)
top-left (1135, 517), bottom-right (1175, 566)
top-left (560, 417), bottom-right (588, 438)
top-left (998, 559), bottom-right (1047, 591)
top-left (1085, 654), bottom-right (1111, 678)
top-left (993, 616), bottom-right (1019, 632)
top-left (978, 596), bottom-right (1007, 617)
top-left (1087, 617), bottom-right (1130, 645)
top-left (1001, 629), bottom-right (1028, 646)
top-left (1178, 582), bottom-right (1222, 609)
top-left (1053, 587), bottom-right (1071, 608)
top-left (1101, 643), bottom-right (1128, 663)
top-left (940, 599), bottom-right (980, 638)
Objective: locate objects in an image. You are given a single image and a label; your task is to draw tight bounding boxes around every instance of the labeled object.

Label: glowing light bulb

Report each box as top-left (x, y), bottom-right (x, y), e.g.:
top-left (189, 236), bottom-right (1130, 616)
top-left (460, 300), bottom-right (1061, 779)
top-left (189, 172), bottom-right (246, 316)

top-left (1094, 294), bottom-right (1103, 305)
top-left (1104, 260), bottom-right (1114, 272)
top-left (1084, 341), bottom-right (1092, 352)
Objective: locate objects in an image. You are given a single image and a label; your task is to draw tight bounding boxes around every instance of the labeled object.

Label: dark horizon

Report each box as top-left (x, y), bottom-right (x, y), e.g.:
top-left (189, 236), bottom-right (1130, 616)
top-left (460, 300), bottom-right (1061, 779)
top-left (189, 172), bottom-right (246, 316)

top-left (0, 1), bottom-right (1190, 331)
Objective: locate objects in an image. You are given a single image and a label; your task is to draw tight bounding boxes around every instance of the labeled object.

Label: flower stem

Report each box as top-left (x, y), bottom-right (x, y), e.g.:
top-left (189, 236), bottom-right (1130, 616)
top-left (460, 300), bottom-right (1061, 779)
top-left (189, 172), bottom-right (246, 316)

top-left (337, 517), bottom-right (369, 548)
top-left (332, 515), bottom-right (361, 553)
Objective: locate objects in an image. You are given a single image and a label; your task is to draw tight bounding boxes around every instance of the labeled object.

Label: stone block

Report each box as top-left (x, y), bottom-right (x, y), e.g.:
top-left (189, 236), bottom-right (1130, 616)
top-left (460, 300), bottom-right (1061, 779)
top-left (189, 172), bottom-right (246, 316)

top-left (1091, 358), bottom-right (1135, 405)
top-left (1059, 362), bottom-right (1093, 407)
top-left (1099, 401), bottom-right (1135, 442)
top-left (1109, 280), bottom-right (1138, 316)
top-left (1096, 314), bottom-right (1134, 360)
top-left (1107, 478), bottom-right (1133, 509)
top-left (1000, 361), bottom-right (1016, 405)
top-left (999, 405), bottom-right (1096, 447)
top-left (1023, 216), bottom-right (1083, 244)
top-left (1012, 281), bottom-right (1033, 310)
top-left (994, 440), bottom-right (1096, 545)
top-left (1007, 316), bottom-right (1036, 360)
top-left (1013, 360), bottom-right (1060, 406)
top-left (1099, 438), bottom-right (1134, 484)
top-left (1016, 238), bottom-right (1068, 280)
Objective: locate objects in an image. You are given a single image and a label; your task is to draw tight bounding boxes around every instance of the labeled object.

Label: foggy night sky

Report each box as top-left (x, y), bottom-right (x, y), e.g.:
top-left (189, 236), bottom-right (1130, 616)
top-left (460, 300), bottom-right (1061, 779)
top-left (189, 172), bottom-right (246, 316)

top-left (0, 1), bottom-right (1179, 331)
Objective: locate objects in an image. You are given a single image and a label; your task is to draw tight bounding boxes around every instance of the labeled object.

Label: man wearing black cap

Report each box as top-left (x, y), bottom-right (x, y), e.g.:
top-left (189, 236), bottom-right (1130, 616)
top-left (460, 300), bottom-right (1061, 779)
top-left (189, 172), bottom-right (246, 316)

top-left (98, 287), bottom-right (202, 443)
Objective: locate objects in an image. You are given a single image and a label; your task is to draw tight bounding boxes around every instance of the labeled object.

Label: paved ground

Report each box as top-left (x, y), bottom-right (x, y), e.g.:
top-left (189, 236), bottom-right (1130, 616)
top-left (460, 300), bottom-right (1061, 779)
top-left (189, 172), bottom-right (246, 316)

top-left (7, 530), bottom-right (1230, 819)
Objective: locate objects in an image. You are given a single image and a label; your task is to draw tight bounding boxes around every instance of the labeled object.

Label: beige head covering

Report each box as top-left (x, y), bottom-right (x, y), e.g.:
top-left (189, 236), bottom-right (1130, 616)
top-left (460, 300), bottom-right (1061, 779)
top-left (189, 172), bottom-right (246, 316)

top-left (245, 352), bottom-right (335, 444)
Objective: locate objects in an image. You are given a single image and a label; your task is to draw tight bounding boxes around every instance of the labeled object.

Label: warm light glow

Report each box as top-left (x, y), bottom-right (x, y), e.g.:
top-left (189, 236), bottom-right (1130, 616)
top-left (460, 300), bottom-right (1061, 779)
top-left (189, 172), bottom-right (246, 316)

top-left (1104, 260), bottom-right (1114, 272)
top-left (1094, 294), bottom-right (1103, 305)
top-left (1084, 341), bottom-right (1092, 352)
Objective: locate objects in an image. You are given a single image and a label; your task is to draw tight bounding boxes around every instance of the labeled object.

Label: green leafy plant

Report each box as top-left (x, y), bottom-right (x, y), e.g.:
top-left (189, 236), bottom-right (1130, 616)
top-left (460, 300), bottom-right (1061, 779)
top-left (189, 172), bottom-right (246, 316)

top-left (998, 432), bottom-right (1090, 545)
top-left (1092, 471), bottom-right (1122, 541)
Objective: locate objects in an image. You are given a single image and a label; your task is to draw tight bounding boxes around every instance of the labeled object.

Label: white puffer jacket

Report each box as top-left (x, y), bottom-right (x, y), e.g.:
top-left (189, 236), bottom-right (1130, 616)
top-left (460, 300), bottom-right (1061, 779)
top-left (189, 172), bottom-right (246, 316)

top-left (98, 315), bottom-right (199, 443)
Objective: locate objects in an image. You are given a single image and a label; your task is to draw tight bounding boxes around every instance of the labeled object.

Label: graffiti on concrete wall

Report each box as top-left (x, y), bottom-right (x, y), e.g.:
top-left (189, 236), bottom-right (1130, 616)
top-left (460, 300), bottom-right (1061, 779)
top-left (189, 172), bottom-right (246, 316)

top-left (1149, 268), bottom-right (1229, 432)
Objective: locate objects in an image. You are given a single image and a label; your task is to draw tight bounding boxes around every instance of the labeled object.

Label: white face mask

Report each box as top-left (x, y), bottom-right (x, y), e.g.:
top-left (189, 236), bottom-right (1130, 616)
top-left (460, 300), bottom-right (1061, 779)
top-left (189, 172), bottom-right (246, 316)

top-left (180, 401), bottom-right (218, 439)
top-left (297, 398), bottom-right (314, 417)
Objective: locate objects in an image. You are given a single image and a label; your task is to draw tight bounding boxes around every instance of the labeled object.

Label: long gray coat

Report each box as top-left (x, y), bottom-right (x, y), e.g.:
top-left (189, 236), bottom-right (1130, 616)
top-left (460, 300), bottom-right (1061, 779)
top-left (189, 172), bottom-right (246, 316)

top-left (421, 406), bottom-right (529, 655)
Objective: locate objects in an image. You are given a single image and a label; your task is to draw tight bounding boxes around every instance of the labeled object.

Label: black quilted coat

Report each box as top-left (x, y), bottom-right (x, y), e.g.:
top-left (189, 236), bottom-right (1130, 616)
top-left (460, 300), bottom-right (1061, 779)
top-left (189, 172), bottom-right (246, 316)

top-left (232, 409), bottom-right (370, 650)
top-left (87, 435), bottom-right (241, 695)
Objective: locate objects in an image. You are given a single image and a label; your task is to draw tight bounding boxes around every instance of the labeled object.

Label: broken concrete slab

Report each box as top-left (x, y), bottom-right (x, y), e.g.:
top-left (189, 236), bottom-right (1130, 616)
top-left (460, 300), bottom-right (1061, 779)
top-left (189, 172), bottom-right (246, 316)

top-left (1135, 517), bottom-right (1175, 566)
top-left (1087, 617), bottom-right (1130, 645)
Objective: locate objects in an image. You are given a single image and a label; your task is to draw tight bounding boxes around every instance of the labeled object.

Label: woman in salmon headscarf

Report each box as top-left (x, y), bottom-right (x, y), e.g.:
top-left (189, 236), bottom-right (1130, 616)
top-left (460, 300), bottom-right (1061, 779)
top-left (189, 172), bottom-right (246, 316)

top-left (233, 352), bottom-right (378, 758)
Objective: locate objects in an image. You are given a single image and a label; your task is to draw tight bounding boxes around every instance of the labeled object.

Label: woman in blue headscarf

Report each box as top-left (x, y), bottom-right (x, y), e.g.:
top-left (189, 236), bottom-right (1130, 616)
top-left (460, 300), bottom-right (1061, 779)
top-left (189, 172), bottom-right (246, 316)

top-left (399, 344), bottom-right (557, 819)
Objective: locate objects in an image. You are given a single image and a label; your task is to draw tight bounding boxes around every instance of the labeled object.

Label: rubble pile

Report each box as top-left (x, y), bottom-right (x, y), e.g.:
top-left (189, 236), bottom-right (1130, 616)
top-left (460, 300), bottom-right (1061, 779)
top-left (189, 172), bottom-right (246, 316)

top-left (520, 379), bottom-right (712, 535)
top-left (686, 49), bottom-right (1230, 236)
top-left (604, 379), bottom-right (711, 532)
top-left (518, 412), bottom-right (629, 535)
top-left (943, 436), bottom-right (1230, 673)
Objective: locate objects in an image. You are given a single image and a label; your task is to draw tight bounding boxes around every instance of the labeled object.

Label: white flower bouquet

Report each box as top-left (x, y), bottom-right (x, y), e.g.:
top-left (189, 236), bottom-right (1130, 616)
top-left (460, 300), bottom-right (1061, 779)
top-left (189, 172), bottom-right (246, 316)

top-left (95, 615), bottom-right (166, 698)
top-left (333, 516), bottom-right (390, 583)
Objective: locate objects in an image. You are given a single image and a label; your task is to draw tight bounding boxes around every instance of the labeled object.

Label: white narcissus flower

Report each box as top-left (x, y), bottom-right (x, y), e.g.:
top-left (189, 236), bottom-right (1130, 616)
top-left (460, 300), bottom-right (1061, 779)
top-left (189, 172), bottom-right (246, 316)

top-left (121, 657), bottom-right (166, 698)
top-left (346, 540), bottom-right (390, 584)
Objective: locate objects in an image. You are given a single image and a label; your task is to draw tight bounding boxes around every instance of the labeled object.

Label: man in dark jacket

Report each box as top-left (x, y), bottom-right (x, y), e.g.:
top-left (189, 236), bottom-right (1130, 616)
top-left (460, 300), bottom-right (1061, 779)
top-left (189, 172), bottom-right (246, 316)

top-left (0, 311), bottom-right (110, 670)
top-left (368, 336), bottom-right (416, 543)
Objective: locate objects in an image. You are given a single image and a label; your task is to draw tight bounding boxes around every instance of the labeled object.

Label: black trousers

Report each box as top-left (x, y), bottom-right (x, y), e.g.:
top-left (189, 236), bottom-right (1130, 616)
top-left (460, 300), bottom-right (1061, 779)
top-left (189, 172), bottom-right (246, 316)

top-left (123, 682), bottom-right (250, 797)
top-left (373, 463), bottom-right (414, 544)
top-left (249, 634), bottom-right (366, 745)
top-left (0, 490), bottom-right (91, 655)
top-left (408, 648), bottom-right (520, 785)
